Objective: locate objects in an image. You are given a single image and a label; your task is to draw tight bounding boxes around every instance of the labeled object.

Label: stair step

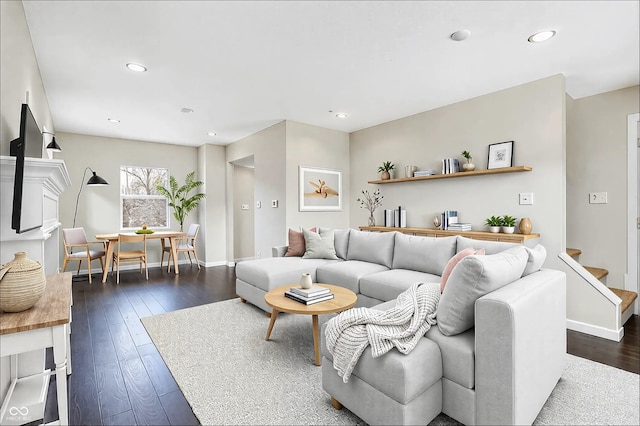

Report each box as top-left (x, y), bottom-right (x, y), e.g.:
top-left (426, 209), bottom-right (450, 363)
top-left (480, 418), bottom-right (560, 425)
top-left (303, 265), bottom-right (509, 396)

top-left (584, 266), bottom-right (609, 280)
top-left (610, 288), bottom-right (638, 314)
top-left (566, 248), bottom-right (582, 258)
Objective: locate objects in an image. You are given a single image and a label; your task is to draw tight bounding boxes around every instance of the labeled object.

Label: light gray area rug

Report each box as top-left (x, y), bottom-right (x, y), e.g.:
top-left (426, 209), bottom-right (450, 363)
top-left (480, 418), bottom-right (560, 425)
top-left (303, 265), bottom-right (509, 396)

top-left (142, 299), bottom-right (640, 425)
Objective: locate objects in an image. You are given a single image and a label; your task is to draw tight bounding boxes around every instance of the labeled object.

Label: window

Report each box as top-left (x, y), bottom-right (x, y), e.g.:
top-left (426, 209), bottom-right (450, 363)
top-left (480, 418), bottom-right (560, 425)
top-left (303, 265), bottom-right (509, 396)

top-left (120, 166), bottom-right (169, 229)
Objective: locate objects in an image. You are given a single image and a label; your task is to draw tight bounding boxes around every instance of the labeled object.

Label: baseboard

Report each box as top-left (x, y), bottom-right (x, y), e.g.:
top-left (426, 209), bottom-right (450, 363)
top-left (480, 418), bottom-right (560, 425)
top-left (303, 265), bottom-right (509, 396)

top-left (566, 319), bottom-right (623, 342)
top-left (201, 260), bottom-right (229, 267)
top-left (69, 259), bottom-right (230, 275)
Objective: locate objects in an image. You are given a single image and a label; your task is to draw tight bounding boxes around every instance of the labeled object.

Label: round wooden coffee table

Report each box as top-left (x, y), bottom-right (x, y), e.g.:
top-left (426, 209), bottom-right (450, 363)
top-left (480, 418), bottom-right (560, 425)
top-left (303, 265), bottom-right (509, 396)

top-left (264, 284), bottom-right (357, 366)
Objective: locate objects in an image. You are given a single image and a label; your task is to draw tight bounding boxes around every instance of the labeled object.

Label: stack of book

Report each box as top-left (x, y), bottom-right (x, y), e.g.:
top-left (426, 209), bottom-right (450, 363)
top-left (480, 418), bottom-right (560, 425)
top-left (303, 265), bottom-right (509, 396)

top-left (413, 169), bottom-right (435, 177)
top-left (447, 222), bottom-right (472, 231)
top-left (440, 210), bottom-right (458, 230)
top-left (441, 159), bottom-right (460, 174)
top-left (285, 285), bottom-right (334, 305)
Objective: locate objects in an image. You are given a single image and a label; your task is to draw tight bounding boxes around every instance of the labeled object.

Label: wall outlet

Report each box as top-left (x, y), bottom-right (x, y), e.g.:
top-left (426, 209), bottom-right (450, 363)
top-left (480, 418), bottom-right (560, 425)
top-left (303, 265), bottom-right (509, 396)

top-left (271, 200), bottom-right (278, 208)
top-left (256, 201), bottom-right (261, 209)
top-left (241, 204), bottom-right (249, 210)
top-left (589, 192), bottom-right (607, 204)
top-left (519, 192), bottom-right (533, 205)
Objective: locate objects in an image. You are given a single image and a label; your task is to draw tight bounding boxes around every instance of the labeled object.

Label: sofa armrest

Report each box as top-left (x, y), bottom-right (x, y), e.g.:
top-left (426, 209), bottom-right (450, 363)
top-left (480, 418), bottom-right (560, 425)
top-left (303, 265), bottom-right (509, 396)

top-left (272, 245), bottom-right (288, 257)
top-left (475, 269), bottom-right (566, 426)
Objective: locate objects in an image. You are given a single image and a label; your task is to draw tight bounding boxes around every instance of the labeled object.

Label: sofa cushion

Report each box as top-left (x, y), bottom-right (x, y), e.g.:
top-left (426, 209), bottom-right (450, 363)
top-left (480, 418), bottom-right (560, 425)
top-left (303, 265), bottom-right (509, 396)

top-left (437, 247), bottom-right (528, 336)
top-left (392, 234), bottom-right (457, 275)
top-left (235, 257), bottom-right (339, 292)
top-left (440, 248), bottom-right (485, 293)
top-left (456, 236), bottom-right (519, 255)
top-left (317, 260), bottom-right (388, 294)
top-left (360, 269), bottom-right (441, 302)
top-left (347, 229), bottom-right (395, 268)
top-left (504, 244), bottom-right (547, 276)
top-left (319, 227), bottom-right (351, 260)
top-left (425, 326), bottom-right (475, 389)
top-left (303, 228), bottom-right (339, 260)
top-left (284, 227), bottom-right (316, 257)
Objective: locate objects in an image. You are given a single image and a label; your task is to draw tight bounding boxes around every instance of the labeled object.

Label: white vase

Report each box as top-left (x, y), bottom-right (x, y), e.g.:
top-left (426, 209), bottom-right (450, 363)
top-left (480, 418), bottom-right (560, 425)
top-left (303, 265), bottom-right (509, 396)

top-left (489, 226), bottom-right (501, 233)
top-left (502, 226), bottom-right (515, 234)
top-left (299, 273), bottom-right (313, 289)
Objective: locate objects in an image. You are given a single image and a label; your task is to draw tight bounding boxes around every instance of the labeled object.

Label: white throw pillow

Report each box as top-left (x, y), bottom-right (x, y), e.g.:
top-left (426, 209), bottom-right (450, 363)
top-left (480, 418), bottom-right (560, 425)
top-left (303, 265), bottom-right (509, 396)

top-left (302, 228), bottom-right (339, 260)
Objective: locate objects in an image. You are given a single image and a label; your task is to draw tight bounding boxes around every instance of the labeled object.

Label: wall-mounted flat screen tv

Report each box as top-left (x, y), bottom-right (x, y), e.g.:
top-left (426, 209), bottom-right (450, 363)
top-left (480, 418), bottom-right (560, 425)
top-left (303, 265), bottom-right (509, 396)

top-left (10, 103), bottom-right (43, 233)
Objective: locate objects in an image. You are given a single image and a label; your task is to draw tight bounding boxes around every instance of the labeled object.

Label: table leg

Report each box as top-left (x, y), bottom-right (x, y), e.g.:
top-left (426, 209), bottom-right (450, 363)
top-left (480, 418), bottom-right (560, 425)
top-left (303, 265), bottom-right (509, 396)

top-left (264, 309), bottom-right (279, 340)
top-left (312, 314), bottom-right (321, 366)
top-left (170, 237), bottom-right (180, 275)
top-left (102, 241), bottom-right (115, 283)
top-left (53, 325), bottom-right (69, 425)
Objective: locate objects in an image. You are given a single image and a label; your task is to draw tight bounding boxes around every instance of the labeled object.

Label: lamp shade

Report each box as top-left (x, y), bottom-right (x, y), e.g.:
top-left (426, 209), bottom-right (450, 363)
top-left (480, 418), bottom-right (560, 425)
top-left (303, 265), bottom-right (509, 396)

top-left (46, 137), bottom-right (62, 152)
top-left (87, 172), bottom-right (109, 186)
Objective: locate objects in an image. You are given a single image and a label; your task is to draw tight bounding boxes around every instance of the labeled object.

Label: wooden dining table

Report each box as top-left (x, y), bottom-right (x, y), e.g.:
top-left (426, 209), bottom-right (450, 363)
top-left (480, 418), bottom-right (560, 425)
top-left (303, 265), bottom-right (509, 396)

top-left (95, 231), bottom-right (187, 283)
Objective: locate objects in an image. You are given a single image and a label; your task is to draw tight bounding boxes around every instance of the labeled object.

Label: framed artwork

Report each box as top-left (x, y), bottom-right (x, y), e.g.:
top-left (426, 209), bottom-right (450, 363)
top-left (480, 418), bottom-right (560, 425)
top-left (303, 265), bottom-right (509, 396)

top-left (299, 166), bottom-right (342, 211)
top-left (487, 141), bottom-right (514, 169)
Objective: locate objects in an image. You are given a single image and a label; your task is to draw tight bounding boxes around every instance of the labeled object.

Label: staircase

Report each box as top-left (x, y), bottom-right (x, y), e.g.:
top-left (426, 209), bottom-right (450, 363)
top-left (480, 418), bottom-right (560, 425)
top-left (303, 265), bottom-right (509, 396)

top-left (567, 248), bottom-right (638, 324)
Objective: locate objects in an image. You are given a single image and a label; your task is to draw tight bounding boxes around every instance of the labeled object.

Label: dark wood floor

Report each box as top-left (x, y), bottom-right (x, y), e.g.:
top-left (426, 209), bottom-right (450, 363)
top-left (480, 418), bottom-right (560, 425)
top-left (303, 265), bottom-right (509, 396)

top-left (39, 265), bottom-right (638, 425)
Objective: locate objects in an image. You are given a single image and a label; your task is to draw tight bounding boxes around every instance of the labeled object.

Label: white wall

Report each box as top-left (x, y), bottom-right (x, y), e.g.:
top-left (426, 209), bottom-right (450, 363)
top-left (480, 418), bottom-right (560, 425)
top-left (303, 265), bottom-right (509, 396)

top-left (285, 121), bottom-right (351, 233)
top-left (0, 0), bottom-right (54, 155)
top-left (198, 143), bottom-right (228, 266)
top-left (349, 75), bottom-right (567, 271)
top-left (566, 86), bottom-right (640, 288)
top-left (233, 165), bottom-right (255, 260)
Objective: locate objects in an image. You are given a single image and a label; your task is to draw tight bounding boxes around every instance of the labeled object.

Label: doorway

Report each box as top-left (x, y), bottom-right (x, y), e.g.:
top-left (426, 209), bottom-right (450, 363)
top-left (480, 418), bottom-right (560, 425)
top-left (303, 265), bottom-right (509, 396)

top-left (627, 113), bottom-right (639, 314)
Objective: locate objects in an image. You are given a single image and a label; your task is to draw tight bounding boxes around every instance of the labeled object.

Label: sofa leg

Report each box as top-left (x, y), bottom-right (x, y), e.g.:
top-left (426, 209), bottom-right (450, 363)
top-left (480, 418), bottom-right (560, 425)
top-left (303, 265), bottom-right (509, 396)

top-left (240, 298), bottom-right (246, 303)
top-left (331, 397), bottom-right (343, 410)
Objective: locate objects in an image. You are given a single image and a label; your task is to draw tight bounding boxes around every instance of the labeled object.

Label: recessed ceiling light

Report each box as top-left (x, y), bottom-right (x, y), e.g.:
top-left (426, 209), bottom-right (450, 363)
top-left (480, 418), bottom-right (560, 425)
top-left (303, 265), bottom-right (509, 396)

top-left (107, 118), bottom-right (120, 123)
top-left (207, 131), bottom-right (216, 136)
top-left (125, 62), bottom-right (147, 72)
top-left (336, 113), bottom-right (348, 119)
top-left (180, 108), bottom-right (194, 114)
top-left (528, 30), bottom-right (556, 43)
top-left (450, 29), bottom-right (471, 41)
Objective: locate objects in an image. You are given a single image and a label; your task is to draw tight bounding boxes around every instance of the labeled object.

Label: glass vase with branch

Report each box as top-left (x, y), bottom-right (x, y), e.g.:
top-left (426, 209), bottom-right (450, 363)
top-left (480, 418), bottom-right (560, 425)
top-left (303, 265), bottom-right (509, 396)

top-left (357, 188), bottom-right (383, 226)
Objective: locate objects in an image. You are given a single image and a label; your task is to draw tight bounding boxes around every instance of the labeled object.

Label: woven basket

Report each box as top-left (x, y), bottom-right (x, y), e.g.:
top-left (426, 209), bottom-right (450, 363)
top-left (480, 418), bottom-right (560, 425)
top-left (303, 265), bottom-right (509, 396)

top-left (0, 252), bottom-right (46, 312)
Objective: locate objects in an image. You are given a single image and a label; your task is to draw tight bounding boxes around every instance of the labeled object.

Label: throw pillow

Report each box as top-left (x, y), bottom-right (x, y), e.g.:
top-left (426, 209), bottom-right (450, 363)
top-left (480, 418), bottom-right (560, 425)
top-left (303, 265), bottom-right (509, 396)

top-left (437, 247), bottom-right (528, 336)
top-left (439, 248), bottom-right (485, 293)
top-left (504, 244), bottom-right (547, 276)
top-left (302, 228), bottom-right (339, 260)
top-left (284, 227), bottom-right (316, 257)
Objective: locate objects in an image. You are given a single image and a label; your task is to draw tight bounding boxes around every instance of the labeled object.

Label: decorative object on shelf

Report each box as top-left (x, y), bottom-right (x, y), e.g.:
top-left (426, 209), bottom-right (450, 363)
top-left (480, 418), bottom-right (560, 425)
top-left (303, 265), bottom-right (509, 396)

top-left (487, 140), bottom-right (514, 169)
top-left (384, 209), bottom-right (394, 227)
top-left (156, 171), bottom-right (206, 231)
top-left (394, 205), bottom-right (407, 228)
top-left (405, 165), bottom-right (417, 178)
top-left (433, 216), bottom-right (441, 229)
top-left (461, 150), bottom-right (475, 171)
top-left (377, 161), bottom-right (395, 180)
top-left (519, 217), bottom-right (532, 235)
top-left (0, 252), bottom-right (46, 312)
top-left (357, 188), bottom-right (383, 227)
top-left (485, 215), bottom-right (503, 233)
top-left (299, 273), bottom-right (313, 289)
top-left (501, 215), bottom-right (517, 234)
top-left (441, 158), bottom-right (460, 174)
top-left (73, 166), bottom-right (109, 228)
top-left (297, 166), bottom-right (342, 212)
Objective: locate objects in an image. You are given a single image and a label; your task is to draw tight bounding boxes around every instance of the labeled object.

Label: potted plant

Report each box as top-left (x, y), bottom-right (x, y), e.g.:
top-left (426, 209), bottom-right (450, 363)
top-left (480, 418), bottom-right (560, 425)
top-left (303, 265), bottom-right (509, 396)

top-left (501, 215), bottom-right (517, 234)
top-left (461, 150), bottom-right (475, 171)
top-left (485, 215), bottom-right (503, 233)
top-left (357, 188), bottom-right (383, 226)
top-left (156, 171), bottom-right (206, 231)
top-left (377, 161), bottom-right (395, 180)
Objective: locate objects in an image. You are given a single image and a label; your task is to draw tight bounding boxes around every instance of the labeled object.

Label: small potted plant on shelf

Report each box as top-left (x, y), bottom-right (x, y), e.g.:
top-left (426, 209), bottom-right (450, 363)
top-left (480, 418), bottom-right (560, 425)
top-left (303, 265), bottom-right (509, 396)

top-left (485, 215), bottom-right (503, 233)
top-left (501, 215), bottom-right (517, 234)
top-left (377, 161), bottom-right (395, 180)
top-left (461, 150), bottom-right (475, 171)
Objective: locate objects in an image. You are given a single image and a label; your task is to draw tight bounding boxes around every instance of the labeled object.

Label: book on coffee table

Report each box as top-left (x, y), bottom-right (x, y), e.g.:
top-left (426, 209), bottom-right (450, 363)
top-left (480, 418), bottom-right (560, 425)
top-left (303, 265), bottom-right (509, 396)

top-left (290, 285), bottom-right (330, 297)
top-left (284, 291), bottom-right (335, 305)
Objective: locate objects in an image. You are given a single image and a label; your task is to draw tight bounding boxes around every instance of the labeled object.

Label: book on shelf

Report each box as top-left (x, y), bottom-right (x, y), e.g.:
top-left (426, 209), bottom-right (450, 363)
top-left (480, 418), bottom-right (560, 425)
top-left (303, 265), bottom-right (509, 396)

top-left (414, 169), bottom-right (435, 176)
top-left (447, 222), bottom-right (472, 231)
top-left (284, 291), bottom-right (335, 305)
top-left (290, 285), bottom-right (330, 297)
top-left (441, 210), bottom-right (458, 230)
top-left (441, 159), bottom-right (460, 174)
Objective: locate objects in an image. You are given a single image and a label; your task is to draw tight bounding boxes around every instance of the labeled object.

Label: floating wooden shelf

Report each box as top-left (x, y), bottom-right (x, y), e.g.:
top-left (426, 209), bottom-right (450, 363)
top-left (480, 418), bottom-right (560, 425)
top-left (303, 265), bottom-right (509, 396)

top-left (368, 165), bottom-right (532, 184)
top-left (359, 226), bottom-right (540, 244)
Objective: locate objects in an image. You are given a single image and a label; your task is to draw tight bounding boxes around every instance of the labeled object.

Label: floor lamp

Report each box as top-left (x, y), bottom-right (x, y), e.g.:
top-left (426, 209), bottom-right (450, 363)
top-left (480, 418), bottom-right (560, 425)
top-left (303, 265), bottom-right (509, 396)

top-left (73, 167), bottom-right (109, 228)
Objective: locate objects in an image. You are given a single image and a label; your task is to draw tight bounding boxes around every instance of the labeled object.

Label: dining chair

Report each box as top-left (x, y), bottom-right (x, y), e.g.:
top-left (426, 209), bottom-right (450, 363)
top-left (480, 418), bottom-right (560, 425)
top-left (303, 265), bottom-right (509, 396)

top-left (161, 224), bottom-right (201, 272)
top-left (62, 227), bottom-right (106, 284)
top-left (112, 233), bottom-right (148, 284)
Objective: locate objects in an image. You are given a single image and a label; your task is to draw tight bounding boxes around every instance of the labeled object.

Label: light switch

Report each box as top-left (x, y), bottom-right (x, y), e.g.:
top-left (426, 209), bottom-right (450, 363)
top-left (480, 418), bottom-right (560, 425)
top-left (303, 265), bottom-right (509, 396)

top-left (241, 204), bottom-right (249, 210)
top-left (519, 193), bottom-right (533, 205)
top-left (256, 201), bottom-right (261, 209)
top-left (589, 192), bottom-right (607, 204)
top-left (271, 200), bottom-right (278, 208)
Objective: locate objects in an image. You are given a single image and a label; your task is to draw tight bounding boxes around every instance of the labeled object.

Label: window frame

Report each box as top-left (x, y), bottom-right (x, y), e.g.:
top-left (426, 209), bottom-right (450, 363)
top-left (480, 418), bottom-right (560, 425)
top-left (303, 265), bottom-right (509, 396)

top-left (119, 165), bottom-right (170, 230)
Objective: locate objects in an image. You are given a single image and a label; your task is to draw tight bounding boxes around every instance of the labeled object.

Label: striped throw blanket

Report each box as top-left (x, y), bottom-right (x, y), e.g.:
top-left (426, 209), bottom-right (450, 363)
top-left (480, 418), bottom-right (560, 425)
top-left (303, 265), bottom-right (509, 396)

top-left (324, 282), bottom-right (440, 383)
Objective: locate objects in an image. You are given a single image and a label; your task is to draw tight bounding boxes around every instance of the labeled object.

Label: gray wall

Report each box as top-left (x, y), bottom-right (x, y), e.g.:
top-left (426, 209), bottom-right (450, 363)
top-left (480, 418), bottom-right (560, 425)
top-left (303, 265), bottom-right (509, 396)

top-left (567, 85), bottom-right (640, 289)
top-left (0, 0), bottom-right (53, 155)
top-left (233, 165), bottom-right (255, 260)
top-left (349, 75), bottom-right (567, 272)
top-left (198, 143), bottom-right (228, 265)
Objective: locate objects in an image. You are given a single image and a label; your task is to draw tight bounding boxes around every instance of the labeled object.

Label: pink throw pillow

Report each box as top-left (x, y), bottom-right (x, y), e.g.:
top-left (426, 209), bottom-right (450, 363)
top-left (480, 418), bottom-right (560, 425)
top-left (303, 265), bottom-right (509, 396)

top-left (284, 227), bottom-right (316, 257)
top-left (440, 248), bottom-right (485, 293)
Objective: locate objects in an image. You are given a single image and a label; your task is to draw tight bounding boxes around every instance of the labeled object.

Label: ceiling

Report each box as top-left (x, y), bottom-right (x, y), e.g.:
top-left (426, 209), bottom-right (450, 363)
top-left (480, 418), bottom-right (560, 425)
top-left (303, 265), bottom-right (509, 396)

top-left (22, 1), bottom-right (639, 147)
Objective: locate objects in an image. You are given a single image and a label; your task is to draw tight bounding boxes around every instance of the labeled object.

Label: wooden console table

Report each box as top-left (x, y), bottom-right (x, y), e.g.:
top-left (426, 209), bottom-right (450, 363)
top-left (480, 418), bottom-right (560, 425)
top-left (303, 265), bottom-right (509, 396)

top-left (359, 226), bottom-right (540, 244)
top-left (0, 273), bottom-right (72, 425)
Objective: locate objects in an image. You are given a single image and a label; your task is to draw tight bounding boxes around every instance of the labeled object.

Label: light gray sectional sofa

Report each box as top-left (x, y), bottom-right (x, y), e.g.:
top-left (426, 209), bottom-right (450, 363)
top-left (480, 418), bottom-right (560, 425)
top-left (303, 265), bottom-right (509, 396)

top-left (235, 228), bottom-right (566, 425)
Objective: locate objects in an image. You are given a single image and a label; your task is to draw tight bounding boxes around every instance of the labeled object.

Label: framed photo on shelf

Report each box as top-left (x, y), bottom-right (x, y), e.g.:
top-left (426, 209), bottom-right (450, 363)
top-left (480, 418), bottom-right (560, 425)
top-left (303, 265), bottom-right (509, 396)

top-left (299, 166), bottom-right (342, 211)
top-left (487, 141), bottom-right (514, 169)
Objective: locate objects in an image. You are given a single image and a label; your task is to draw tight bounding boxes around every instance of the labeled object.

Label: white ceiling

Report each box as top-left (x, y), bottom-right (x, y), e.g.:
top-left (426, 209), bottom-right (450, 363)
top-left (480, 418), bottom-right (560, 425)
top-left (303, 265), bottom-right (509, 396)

top-left (22, 1), bottom-right (639, 147)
